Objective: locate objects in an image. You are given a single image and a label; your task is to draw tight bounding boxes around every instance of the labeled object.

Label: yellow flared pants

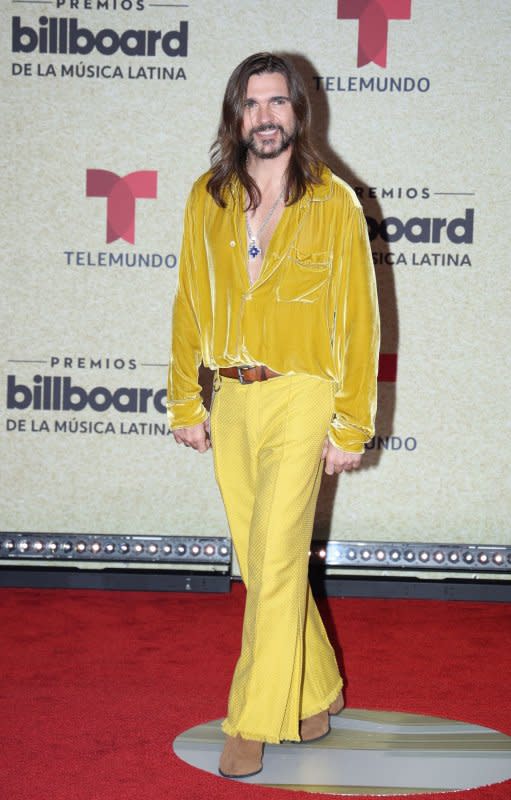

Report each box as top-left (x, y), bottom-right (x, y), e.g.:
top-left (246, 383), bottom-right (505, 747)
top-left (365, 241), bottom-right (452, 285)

top-left (211, 373), bottom-right (343, 744)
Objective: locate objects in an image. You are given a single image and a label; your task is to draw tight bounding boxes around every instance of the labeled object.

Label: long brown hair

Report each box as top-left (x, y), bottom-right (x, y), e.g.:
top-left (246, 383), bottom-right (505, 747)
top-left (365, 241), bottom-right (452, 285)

top-left (207, 52), bottom-right (322, 209)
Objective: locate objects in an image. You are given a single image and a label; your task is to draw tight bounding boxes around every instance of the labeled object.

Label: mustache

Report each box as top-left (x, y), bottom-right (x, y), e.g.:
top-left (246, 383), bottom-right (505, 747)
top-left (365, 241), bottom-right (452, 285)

top-left (250, 123), bottom-right (285, 135)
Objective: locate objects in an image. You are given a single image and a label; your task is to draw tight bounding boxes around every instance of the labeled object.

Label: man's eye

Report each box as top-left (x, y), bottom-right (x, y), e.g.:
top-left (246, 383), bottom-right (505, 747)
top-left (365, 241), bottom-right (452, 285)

top-left (244, 100), bottom-right (256, 109)
top-left (272, 98), bottom-right (287, 105)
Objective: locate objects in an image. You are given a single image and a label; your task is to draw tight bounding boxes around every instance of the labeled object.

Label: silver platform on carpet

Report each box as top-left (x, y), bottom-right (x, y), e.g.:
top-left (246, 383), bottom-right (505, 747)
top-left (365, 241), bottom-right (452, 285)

top-left (173, 709), bottom-right (511, 795)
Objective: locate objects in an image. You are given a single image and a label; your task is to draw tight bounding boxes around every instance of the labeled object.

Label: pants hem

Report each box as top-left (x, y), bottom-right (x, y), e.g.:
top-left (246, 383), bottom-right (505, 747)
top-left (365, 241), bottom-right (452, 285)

top-left (221, 718), bottom-right (299, 745)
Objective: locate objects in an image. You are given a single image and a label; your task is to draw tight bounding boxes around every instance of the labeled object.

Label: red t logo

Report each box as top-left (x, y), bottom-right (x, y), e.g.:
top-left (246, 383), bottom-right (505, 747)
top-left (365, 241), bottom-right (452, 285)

top-left (86, 170), bottom-right (158, 244)
top-left (338, 0), bottom-right (412, 67)
top-left (378, 353), bottom-right (397, 382)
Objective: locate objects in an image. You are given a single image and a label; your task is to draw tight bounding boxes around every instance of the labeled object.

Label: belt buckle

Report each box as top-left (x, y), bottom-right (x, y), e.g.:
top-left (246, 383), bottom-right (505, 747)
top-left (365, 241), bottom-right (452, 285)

top-left (237, 365), bottom-right (253, 384)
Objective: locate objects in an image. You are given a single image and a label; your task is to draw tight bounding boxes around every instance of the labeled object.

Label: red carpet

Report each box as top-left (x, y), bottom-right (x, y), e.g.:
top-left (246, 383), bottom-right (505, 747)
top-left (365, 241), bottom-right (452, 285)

top-left (0, 581), bottom-right (510, 800)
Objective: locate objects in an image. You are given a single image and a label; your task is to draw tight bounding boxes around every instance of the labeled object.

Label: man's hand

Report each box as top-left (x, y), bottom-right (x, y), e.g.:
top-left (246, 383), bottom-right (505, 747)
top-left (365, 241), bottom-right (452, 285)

top-left (173, 419), bottom-right (210, 453)
top-left (321, 438), bottom-right (362, 475)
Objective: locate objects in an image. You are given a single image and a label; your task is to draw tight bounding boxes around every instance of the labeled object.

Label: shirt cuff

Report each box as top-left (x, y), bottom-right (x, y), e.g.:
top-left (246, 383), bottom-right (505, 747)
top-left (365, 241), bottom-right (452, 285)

top-left (327, 427), bottom-right (366, 455)
top-left (167, 398), bottom-right (208, 431)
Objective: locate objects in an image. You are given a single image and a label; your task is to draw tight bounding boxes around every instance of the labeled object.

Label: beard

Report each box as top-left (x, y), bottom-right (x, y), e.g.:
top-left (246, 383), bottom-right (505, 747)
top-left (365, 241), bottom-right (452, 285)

top-left (242, 123), bottom-right (296, 159)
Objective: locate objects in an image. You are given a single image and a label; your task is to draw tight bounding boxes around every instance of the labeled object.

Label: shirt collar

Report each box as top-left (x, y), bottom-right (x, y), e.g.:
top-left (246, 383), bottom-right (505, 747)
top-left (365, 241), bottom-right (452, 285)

top-left (302, 166), bottom-right (333, 205)
top-left (226, 164), bottom-right (333, 210)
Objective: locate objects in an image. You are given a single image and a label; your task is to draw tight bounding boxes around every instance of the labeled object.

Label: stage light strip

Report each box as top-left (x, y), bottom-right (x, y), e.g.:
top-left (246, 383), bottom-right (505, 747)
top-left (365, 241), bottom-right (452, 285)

top-left (1, 535), bottom-right (509, 574)
top-left (309, 541), bottom-right (511, 572)
top-left (0, 533), bottom-right (231, 565)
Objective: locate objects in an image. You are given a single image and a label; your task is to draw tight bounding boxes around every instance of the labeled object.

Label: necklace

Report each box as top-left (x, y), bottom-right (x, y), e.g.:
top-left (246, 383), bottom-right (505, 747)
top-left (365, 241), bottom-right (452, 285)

top-left (246, 189), bottom-right (284, 259)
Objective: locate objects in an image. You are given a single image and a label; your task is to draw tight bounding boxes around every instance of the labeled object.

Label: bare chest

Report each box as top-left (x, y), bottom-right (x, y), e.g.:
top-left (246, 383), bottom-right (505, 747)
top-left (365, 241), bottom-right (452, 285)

top-left (245, 197), bottom-right (285, 285)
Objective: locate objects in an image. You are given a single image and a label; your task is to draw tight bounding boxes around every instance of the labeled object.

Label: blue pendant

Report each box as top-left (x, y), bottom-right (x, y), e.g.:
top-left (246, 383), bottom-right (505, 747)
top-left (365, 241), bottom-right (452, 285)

top-left (248, 241), bottom-right (261, 259)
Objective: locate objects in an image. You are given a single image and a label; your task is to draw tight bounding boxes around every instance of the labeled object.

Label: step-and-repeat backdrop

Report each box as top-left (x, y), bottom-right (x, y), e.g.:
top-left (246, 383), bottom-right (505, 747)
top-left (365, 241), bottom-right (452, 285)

top-left (1, 1), bottom-right (508, 562)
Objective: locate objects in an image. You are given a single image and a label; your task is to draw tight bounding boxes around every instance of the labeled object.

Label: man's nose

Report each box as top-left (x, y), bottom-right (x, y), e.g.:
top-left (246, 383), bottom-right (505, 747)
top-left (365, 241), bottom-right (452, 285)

top-left (253, 102), bottom-right (273, 126)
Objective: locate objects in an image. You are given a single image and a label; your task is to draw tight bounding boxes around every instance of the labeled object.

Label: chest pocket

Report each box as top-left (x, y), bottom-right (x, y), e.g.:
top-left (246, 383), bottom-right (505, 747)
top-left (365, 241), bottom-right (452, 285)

top-left (276, 248), bottom-right (332, 303)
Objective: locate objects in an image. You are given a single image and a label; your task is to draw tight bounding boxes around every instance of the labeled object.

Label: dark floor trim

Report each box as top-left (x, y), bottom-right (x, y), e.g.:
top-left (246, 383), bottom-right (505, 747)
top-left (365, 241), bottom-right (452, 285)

top-left (308, 571), bottom-right (511, 602)
top-left (0, 568), bottom-right (509, 601)
top-left (0, 567), bottom-right (230, 593)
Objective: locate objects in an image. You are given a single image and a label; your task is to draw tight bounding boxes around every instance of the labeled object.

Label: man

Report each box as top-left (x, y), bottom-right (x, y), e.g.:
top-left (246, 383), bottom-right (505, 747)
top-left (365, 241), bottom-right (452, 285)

top-left (167, 52), bottom-right (380, 779)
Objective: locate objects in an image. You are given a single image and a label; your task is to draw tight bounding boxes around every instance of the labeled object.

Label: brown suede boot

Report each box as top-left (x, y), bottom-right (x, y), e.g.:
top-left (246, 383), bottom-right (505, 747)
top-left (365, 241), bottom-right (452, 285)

top-left (218, 734), bottom-right (263, 778)
top-left (300, 690), bottom-right (345, 743)
top-left (329, 689), bottom-right (345, 716)
top-left (299, 709), bottom-right (330, 742)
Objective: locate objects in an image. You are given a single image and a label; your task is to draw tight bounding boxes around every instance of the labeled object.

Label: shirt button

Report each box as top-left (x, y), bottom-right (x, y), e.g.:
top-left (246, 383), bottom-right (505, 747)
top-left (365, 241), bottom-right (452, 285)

top-left (229, 240), bottom-right (236, 247)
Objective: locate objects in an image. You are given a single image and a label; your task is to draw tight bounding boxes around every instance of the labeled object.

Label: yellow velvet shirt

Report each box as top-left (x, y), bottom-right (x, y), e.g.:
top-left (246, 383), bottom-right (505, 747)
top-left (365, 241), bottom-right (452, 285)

top-left (167, 166), bottom-right (380, 453)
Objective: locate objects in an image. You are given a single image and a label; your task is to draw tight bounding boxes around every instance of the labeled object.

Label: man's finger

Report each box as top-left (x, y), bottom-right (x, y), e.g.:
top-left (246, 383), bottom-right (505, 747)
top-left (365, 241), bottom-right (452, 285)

top-left (324, 458), bottom-right (334, 476)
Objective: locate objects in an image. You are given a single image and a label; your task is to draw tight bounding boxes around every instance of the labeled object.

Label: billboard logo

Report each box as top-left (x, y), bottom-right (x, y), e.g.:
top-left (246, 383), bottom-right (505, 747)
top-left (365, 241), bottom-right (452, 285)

top-left (12, 17), bottom-right (188, 57)
top-left (7, 374), bottom-right (166, 414)
top-left (338, 0), bottom-right (412, 67)
top-left (86, 170), bottom-right (157, 244)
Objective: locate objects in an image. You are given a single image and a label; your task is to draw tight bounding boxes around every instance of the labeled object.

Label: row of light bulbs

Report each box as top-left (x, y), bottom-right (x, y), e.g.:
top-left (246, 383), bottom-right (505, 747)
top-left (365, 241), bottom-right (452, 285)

top-left (0, 536), bottom-right (230, 560)
top-left (310, 543), bottom-right (509, 569)
top-left (1, 535), bottom-right (508, 570)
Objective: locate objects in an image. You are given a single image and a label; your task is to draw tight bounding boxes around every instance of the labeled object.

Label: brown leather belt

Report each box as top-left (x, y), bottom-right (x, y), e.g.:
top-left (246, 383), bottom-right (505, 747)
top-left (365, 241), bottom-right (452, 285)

top-left (218, 365), bottom-right (282, 384)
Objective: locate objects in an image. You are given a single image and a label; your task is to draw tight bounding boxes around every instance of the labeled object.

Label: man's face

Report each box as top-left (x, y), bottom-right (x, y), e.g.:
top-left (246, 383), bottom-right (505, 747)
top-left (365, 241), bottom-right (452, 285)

top-left (241, 72), bottom-right (297, 160)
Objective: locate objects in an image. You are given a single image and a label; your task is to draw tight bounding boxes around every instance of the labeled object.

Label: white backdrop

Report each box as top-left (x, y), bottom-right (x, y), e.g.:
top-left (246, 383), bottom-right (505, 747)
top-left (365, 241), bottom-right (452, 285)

top-left (1, 1), bottom-right (509, 561)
